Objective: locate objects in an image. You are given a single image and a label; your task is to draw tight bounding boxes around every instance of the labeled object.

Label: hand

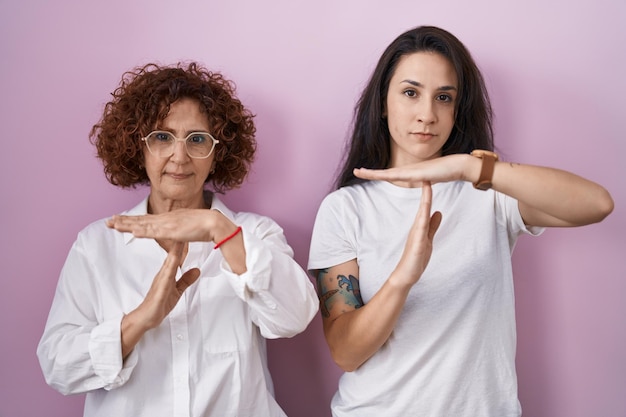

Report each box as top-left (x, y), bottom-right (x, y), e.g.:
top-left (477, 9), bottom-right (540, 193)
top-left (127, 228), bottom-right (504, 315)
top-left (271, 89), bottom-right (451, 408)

top-left (121, 241), bottom-right (200, 357)
top-left (353, 154), bottom-right (469, 186)
top-left (389, 181), bottom-right (442, 288)
top-left (138, 241), bottom-right (200, 327)
top-left (107, 209), bottom-right (233, 243)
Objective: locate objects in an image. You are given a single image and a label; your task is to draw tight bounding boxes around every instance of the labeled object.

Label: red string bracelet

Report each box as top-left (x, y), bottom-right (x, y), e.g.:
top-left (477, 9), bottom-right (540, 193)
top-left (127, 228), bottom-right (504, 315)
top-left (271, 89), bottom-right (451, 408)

top-left (213, 226), bottom-right (242, 250)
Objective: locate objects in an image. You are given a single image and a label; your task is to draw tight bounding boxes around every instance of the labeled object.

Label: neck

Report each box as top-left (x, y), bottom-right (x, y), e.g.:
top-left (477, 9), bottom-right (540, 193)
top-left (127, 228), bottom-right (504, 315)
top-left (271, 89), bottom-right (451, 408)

top-left (147, 191), bottom-right (211, 214)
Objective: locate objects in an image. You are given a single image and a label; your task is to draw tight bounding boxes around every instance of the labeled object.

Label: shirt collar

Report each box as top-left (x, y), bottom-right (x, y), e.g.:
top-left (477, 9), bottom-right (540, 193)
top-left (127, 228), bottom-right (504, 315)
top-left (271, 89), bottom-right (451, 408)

top-left (209, 193), bottom-right (236, 221)
top-left (121, 197), bottom-right (150, 245)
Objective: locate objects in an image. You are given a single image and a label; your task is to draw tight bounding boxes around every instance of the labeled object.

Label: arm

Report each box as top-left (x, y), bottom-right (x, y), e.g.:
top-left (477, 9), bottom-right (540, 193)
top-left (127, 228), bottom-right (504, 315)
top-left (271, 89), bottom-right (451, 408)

top-left (37, 239), bottom-right (200, 395)
top-left (233, 221), bottom-right (319, 338)
top-left (107, 209), bottom-right (246, 274)
top-left (354, 154), bottom-right (614, 227)
top-left (107, 209), bottom-right (318, 338)
top-left (317, 182), bottom-right (441, 371)
top-left (37, 237), bottom-right (127, 395)
top-left (120, 242), bottom-right (200, 358)
top-left (488, 161), bottom-right (614, 227)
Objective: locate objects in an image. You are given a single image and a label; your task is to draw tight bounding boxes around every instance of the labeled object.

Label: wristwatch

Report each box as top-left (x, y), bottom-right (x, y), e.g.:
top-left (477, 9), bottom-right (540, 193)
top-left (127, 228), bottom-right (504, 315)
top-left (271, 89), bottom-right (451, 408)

top-left (471, 150), bottom-right (499, 190)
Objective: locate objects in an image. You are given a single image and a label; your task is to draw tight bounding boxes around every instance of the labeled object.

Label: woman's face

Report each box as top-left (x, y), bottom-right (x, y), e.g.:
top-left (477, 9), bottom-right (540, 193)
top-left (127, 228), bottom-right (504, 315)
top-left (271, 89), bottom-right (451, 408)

top-left (144, 97), bottom-right (215, 212)
top-left (385, 51), bottom-right (458, 167)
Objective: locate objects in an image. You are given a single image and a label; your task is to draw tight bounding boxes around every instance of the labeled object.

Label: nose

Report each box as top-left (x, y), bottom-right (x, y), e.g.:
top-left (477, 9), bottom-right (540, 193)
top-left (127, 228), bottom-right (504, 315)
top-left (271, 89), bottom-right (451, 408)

top-left (170, 138), bottom-right (190, 163)
top-left (416, 100), bottom-right (436, 125)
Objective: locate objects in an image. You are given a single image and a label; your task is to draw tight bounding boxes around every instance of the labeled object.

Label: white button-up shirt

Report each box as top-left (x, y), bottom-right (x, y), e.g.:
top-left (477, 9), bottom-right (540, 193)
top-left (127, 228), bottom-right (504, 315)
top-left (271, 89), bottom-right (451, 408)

top-left (37, 195), bottom-right (319, 417)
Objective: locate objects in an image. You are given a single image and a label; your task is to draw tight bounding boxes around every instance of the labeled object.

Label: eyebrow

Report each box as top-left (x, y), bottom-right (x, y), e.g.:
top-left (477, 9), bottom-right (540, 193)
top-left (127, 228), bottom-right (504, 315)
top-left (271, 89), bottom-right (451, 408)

top-left (157, 127), bottom-right (210, 135)
top-left (401, 79), bottom-right (457, 91)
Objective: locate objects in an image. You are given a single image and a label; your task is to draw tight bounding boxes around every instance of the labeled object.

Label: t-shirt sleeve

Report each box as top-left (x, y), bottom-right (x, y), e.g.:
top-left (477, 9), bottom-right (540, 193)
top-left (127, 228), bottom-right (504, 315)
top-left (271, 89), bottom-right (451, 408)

top-left (308, 191), bottom-right (357, 272)
top-left (496, 191), bottom-right (545, 249)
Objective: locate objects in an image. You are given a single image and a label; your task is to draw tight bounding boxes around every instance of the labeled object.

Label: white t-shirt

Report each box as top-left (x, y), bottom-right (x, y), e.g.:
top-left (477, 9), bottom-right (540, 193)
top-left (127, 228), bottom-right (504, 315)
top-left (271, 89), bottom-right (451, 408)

top-left (37, 194), bottom-right (318, 417)
top-left (308, 180), bottom-right (542, 417)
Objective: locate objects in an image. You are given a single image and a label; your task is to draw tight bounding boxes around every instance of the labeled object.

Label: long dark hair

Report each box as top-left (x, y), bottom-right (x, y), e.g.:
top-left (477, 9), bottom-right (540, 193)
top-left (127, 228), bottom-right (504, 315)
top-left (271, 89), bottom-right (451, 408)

top-left (335, 25), bottom-right (494, 189)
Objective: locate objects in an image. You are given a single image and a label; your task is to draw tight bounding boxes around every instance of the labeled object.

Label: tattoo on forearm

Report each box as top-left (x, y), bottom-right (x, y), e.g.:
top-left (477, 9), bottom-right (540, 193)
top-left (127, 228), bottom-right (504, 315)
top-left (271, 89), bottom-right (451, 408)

top-left (316, 269), bottom-right (363, 318)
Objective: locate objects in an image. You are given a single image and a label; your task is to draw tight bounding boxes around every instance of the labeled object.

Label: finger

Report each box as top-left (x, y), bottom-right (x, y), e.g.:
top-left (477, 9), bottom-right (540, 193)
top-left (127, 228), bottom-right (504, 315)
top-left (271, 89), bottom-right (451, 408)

top-left (168, 241), bottom-right (185, 259)
top-left (429, 211), bottom-right (442, 240)
top-left (417, 181), bottom-right (433, 216)
top-left (109, 215), bottom-right (167, 239)
top-left (107, 215), bottom-right (144, 233)
top-left (353, 167), bottom-right (395, 180)
top-left (146, 246), bottom-right (182, 297)
top-left (106, 215), bottom-right (129, 230)
top-left (154, 242), bottom-right (183, 277)
top-left (176, 268), bottom-right (201, 293)
top-left (417, 182), bottom-right (441, 240)
top-left (421, 181), bottom-right (433, 202)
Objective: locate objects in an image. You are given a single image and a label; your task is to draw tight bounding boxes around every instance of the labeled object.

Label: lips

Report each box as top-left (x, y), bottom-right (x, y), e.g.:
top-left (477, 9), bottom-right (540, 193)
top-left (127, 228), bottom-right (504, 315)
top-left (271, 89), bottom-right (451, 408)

top-left (165, 172), bottom-right (192, 180)
top-left (412, 132), bottom-right (436, 140)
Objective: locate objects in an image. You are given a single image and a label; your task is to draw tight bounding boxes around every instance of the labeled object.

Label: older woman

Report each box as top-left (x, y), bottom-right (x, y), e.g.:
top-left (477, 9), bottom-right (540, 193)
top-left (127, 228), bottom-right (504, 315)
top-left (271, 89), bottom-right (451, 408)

top-left (37, 62), bottom-right (318, 417)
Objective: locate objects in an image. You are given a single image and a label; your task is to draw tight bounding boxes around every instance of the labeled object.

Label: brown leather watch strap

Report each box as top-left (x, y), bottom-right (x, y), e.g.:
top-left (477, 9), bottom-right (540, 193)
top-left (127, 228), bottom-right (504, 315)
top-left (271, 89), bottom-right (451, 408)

top-left (471, 150), bottom-right (499, 190)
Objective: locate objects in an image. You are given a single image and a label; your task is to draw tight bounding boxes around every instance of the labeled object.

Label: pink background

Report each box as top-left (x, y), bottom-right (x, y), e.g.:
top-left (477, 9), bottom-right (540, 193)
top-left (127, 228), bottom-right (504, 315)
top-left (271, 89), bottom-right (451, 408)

top-left (1, 1), bottom-right (624, 416)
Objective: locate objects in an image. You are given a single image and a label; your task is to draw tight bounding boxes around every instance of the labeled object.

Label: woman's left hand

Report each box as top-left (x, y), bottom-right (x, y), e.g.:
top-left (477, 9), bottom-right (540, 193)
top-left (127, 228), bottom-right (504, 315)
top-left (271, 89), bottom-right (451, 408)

top-left (353, 154), bottom-right (469, 186)
top-left (107, 209), bottom-right (232, 242)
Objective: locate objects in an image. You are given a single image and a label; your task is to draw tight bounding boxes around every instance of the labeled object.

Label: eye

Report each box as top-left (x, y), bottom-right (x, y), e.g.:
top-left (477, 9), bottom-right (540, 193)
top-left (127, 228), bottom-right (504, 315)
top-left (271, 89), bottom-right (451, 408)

top-left (187, 133), bottom-right (208, 144)
top-left (403, 89), bottom-right (417, 98)
top-left (436, 94), bottom-right (453, 102)
top-left (154, 132), bottom-right (173, 142)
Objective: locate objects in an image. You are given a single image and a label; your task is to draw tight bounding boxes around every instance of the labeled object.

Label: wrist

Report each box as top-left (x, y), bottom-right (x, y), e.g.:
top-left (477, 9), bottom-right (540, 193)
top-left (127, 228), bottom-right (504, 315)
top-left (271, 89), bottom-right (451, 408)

top-left (469, 150), bottom-right (499, 190)
top-left (208, 210), bottom-right (234, 242)
top-left (460, 153), bottom-right (482, 184)
top-left (214, 226), bottom-right (242, 250)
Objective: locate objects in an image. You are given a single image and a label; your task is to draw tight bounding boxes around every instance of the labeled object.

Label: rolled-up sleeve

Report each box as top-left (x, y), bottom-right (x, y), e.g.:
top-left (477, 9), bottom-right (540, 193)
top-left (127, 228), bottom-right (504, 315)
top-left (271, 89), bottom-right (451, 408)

top-left (37, 234), bottom-right (138, 395)
top-left (89, 318), bottom-right (138, 390)
top-left (221, 215), bottom-right (318, 339)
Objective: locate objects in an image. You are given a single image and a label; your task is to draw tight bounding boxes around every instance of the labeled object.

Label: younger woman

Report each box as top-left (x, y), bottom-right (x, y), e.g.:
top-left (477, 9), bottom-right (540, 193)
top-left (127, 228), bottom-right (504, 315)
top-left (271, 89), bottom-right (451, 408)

top-left (308, 25), bottom-right (613, 417)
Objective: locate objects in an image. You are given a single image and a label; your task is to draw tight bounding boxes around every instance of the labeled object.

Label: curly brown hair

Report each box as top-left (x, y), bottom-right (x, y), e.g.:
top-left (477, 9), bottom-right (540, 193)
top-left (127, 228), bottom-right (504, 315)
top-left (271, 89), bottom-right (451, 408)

top-left (90, 62), bottom-right (256, 193)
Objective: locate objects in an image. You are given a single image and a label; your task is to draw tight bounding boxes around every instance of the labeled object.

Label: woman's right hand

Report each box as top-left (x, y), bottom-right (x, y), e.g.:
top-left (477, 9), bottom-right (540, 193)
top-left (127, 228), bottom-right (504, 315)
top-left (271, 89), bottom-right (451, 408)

top-left (389, 181), bottom-right (442, 288)
top-left (120, 241), bottom-right (200, 358)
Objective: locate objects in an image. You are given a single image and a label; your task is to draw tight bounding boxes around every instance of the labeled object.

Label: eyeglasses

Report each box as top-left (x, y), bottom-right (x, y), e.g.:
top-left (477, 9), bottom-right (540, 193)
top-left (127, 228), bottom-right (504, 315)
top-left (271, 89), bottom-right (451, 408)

top-left (142, 131), bottom-right (219, 159)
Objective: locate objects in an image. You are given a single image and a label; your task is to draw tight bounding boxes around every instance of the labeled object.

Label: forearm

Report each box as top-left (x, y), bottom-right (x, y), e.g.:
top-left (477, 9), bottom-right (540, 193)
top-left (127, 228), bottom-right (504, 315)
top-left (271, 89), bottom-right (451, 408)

top-left (325, 277), bottom-right (411, 372)
top-left (464, 156), bottom-right (614, 226)
top-left (223, 234), bottom-right (318, 337)
top-left (216, 231), bottom-right (247, 274)
top-left (120, 310), bottom-right (150, 359)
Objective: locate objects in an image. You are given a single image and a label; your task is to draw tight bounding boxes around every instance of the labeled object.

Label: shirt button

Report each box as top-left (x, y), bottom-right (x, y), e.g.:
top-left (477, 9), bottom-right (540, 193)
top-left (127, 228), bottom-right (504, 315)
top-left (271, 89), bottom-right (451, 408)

top-left (177, 334), bottom-right (184, 341)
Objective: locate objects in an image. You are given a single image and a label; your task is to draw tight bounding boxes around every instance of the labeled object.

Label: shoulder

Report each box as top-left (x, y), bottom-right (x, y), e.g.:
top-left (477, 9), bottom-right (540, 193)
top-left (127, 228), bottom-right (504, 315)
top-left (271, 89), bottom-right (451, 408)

top-left (211, 195), bottom-right (286, 238)
top-left (311, 184), bottom-right (380, 237)
top-left (76, 216), bottom-right (114, 240)
top-left (233, 210), bottom-right (280, 231)
top-left (73, 199), bottom-right (147, 250)
top-left (318, 183), bottom-right (373, 212)
top-left (65, 217), bottom-right (122, 262)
